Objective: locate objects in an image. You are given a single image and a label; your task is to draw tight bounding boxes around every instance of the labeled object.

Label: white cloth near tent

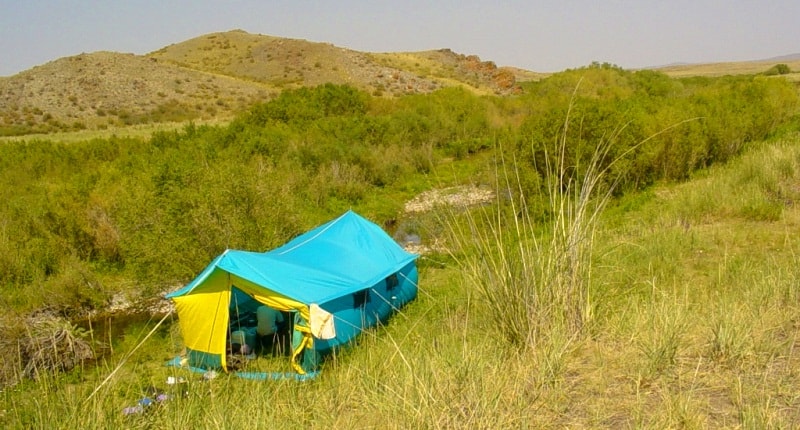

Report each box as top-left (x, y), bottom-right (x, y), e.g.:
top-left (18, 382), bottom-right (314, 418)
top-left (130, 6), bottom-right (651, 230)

top-left (310, 304), bottom-right (336, 339)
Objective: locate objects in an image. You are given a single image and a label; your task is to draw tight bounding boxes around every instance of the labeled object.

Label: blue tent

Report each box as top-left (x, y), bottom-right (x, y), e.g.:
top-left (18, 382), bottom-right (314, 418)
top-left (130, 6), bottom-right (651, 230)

top-left (166, 210), bottom-right (419, 374)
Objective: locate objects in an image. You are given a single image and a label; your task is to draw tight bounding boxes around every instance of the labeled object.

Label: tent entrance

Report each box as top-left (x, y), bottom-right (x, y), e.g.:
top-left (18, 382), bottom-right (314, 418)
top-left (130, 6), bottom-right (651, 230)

top-left (225, 288), bottom-right (315, 374)
top-left (227, 286), bottom-right (293, 356)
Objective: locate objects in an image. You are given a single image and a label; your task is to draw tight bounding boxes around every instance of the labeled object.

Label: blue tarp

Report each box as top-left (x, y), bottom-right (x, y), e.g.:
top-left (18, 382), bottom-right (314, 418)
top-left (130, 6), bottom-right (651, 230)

top-left (167, 210), bottom-right (417, 306)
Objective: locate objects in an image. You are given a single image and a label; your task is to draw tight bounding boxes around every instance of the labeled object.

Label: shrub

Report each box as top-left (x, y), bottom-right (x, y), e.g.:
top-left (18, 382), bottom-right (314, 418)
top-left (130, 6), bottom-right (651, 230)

top-left (764, 63), bottom-right (791, 76)
top-left (20, 313), bottom-right (94, 380)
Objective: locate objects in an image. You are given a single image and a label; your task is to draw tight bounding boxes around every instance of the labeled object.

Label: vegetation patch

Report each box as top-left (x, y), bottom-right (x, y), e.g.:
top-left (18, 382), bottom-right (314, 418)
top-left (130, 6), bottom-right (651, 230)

top-left (1, 65), bottom-right (800, 427)
top-left (19, 314), bottom-right (93, 381)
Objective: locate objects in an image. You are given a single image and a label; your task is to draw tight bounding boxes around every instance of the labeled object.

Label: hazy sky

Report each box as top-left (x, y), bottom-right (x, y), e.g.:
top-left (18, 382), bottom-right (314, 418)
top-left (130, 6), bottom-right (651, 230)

top-left (1, 1), bottom-right (798, 77)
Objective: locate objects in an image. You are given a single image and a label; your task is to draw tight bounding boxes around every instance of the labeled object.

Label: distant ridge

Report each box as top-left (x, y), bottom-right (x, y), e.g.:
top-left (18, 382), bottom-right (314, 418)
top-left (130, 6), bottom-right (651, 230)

top-left (648, 53), bottom-right (800, 71)
top-left (647, 62), bottom-right (691, 69)
top-left (762, 53), bottom-right (800, 62)
top-left (651, 54), bottom-right (800, 78)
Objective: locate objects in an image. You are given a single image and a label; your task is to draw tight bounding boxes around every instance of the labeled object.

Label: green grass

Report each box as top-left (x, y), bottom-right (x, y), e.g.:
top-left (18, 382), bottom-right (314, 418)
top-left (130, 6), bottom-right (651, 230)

top-left (4, 135), bottom-right (800, 427)
top-left (0, 119), bottom-right (227, 144)
top-left (4, 134), bottom-right (800, 428)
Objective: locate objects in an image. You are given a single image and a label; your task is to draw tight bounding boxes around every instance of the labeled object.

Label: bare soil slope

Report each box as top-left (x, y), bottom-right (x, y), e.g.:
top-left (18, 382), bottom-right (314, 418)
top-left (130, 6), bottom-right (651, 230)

top-left (0, 51), bottom-right (269, 133)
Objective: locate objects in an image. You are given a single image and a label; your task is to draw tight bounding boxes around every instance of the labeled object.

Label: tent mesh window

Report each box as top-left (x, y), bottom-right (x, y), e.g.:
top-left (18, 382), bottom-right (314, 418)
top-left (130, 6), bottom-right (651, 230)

top-left (353, 290), bottom-right (370, 308)
top-left (386, 273), bottom-right (399, 291)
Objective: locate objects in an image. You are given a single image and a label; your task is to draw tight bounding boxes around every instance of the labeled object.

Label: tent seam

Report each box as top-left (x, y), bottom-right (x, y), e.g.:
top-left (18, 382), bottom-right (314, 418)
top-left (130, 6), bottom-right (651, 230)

top-left (275, 211), bottom-right (348, 255)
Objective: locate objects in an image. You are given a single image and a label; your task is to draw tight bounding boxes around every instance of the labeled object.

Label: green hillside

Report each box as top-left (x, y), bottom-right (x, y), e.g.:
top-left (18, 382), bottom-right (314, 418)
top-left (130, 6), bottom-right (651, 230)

top-left (1, 65), bottom-right (800, 427)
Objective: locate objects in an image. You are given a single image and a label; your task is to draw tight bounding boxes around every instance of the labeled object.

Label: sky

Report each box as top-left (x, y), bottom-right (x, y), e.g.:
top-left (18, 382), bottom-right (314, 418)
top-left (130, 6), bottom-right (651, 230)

top-left (1, 0), bottom-right (798, 77)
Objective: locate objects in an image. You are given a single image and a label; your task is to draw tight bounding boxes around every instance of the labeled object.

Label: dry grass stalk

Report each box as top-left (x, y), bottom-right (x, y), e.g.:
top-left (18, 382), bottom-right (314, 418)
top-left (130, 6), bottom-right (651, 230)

top-left (21, 314), bottom-right (94, 379)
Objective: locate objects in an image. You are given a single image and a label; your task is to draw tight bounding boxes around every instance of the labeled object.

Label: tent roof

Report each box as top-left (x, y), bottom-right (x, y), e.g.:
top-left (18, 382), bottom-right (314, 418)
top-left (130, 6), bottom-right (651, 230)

top-left (166, 210), bottom-right (418, 305)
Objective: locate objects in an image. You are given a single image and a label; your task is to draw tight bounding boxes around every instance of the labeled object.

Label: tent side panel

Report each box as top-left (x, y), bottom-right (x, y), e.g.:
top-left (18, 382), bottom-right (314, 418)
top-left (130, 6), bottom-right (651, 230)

top-left (313, 262), bottom-right (418, 353)
top-left (391, 262), bottom-right (419, 311)
top-left (172, 269), bottom-right (232, 369)
top-left (312, 294), bottom-right (374, 352)
top-left (185, 349), bottom-right (223, 370)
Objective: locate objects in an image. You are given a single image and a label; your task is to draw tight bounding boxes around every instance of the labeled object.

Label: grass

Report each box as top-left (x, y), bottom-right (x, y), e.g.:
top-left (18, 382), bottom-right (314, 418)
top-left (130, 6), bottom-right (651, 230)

top-left (3, 132), bottom-right (800, 427)
top-left (0, 119), bottom-right (227, 144)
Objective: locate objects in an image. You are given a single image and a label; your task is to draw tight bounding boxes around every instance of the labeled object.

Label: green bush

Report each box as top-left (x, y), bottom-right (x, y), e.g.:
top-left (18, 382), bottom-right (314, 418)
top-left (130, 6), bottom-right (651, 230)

top-left (764, 63), bottom-right (791, 76)
top-left (1, 73), bottom-right (798, 314)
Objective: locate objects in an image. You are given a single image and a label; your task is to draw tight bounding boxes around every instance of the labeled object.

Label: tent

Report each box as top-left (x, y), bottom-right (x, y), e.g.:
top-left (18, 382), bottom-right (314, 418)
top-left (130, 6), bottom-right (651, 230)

top-left (165, 210), bottom-right (419, 375)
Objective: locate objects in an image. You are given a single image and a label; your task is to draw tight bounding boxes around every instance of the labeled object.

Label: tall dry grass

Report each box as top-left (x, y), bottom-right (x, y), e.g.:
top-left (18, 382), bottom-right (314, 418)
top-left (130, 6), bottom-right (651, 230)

top-left (442, 86), bottom-right (642, 351)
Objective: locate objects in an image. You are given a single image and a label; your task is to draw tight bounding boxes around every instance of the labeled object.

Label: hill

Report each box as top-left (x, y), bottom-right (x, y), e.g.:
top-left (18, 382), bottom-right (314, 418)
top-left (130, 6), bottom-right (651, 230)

top-left (0, 51), bottom-right (270, 134)
top-left (149, 30), bottom-right (538, 94)
top-left (653, 56), bottom-right (800, 78)
top-left (2, 28), bottom-right (796, 137)
top-left (0, 30), bottom-right (537, 136)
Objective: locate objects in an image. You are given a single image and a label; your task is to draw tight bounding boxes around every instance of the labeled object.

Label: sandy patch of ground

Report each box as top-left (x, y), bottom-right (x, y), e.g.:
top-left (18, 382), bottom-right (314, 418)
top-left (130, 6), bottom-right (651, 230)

top-left (403, 185), bottom-right (494, 213)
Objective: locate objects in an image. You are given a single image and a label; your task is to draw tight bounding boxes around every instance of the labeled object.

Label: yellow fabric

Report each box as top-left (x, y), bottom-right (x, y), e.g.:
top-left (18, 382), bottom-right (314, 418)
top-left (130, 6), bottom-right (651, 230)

top-left (229, 274), bottom-right (310, 320)
top-left (173, 270), bottom-right (319, 374)
top-left (172, 269), bottom-right (232, 370)
top-left (292, 321), bottom-right (314, 374)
